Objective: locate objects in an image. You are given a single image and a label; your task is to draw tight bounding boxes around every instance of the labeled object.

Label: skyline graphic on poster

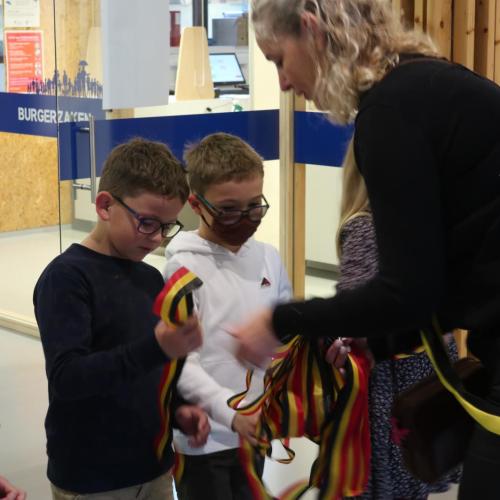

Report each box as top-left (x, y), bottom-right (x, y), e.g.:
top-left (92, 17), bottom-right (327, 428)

top-left (27, 60), bottom-right (103, 98)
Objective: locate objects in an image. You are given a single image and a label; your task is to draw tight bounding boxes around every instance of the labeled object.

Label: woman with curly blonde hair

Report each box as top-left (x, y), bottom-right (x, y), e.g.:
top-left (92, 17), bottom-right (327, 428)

top-left (235, 1), bottom-right (500, 498)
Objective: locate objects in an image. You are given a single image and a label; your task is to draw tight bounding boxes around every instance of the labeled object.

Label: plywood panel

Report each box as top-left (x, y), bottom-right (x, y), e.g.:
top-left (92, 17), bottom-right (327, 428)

top-left (474, 0), bottom-right (496, 79)
top-left (0, 0), bottom-right (99, 234)
top-left (0, 133), bottom-right (72, 232)
top-left (453, 0), bottom-right (476, 69)
top-left (427, 0), bottom-right (453, 58)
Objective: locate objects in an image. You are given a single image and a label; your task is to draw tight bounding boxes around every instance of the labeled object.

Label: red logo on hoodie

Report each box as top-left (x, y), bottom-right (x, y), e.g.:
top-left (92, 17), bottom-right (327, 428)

top-left (261, 277), bottom-right (271, 288)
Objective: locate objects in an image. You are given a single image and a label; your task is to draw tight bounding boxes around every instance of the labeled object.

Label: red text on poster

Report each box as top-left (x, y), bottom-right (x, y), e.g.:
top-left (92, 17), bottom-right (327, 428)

top-left (5, 30), bottom-right (43, 93)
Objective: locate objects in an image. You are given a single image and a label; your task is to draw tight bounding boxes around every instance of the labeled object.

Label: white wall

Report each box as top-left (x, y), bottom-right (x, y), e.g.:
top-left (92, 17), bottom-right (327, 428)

top-left (306, 164), bottom-right (343, 267)
top-left (248, 20), bottom-right (281, 251)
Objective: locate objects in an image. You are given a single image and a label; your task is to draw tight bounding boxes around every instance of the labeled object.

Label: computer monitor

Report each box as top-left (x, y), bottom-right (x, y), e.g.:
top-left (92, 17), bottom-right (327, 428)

top-left (209, 53), bottom-right (246, 87)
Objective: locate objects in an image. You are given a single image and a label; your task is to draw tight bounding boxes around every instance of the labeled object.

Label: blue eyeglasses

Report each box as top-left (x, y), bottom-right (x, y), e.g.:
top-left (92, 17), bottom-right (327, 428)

top-left (195, 193), bottom-right (270, 226)
top-left (113, 196), bottom-right (183, 238)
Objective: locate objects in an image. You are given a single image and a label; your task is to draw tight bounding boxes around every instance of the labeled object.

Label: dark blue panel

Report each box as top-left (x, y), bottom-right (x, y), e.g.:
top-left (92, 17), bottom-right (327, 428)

top-left (0, 92), bottom-right (105, 137)
top-left (59, 110), bottom-right (279, 181)
top-left (294, 111), bottom-right (353, 167)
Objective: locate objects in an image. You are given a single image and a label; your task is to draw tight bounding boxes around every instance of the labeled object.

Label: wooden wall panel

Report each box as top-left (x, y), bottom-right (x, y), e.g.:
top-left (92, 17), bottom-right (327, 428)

top-left (392, 0), bottom-right (403, 18)
top-left (414, 0), bottom-right (426, 32)
top-left (427, 0), bottom-right (453, 58)
top-left (401, 0), bottom-right (416, 28)
top-left (453, 0), bottom-right (476, 68)
top-left (474, 0), bottom-right (496, 78)
top-left (495, 0), bottom-right (500, 83)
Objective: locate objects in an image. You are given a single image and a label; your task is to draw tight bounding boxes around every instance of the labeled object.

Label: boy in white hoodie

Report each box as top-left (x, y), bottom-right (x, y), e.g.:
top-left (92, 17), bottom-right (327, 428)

top-left (164, 132), bottom-right (292, 500)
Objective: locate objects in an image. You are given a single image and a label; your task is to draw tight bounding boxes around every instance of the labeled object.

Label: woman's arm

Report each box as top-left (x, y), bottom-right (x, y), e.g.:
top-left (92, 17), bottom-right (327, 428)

top-left (273, 104), bottom-right (445, 340)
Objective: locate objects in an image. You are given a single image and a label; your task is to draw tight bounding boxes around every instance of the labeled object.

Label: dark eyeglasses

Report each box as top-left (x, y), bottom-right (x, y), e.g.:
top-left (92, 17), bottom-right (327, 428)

top-left (113, 196), bottom-right (183, 238)
top-left (195, 193), bottom-right (270, 226)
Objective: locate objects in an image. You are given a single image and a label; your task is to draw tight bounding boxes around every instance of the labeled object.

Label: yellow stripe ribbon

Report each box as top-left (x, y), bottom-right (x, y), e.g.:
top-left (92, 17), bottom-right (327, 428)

top-left (421, 318), bottom-right (500, 435)
top-left (229, 337), bottom-right (371, 499)
top-left (153, 267), bottom-right (203, 461)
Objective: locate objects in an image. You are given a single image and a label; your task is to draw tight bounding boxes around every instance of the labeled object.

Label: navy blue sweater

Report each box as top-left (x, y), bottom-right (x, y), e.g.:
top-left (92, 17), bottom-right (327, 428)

top-left (273, 58), bottom-right (500, 362)
top-left (34, 244), bottom-right (174, 493)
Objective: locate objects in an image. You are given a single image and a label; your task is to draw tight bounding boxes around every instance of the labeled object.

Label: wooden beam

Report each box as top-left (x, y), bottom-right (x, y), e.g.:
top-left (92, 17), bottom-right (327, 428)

top-left (427, 0), bottom-right (453, 58)
top-left (474, 0), bottom-right (496, 79)
top-left (495, 0), bottom-right (500, 84)
top-left (453, 0), bottom-right (476, 69)
top-left (293, 163), bottom-right (306, 298)
top-left (280, 93), bottom-right (306, 298)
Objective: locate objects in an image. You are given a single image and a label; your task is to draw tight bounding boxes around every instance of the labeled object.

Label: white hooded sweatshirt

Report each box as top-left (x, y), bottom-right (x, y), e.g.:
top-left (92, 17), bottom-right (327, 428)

top-left (164, 230), bottom-right (292, 455)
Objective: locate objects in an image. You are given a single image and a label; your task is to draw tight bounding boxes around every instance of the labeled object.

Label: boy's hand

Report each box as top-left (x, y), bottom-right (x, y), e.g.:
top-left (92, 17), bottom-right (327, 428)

top-left (175, 405), bottom-right (210, 447)
top-left (232, 411), bottom-right (261, 446)
top-left (155, 316), bottom-right (203, 359)
top-left (0, 475), bottom-right (26, 500)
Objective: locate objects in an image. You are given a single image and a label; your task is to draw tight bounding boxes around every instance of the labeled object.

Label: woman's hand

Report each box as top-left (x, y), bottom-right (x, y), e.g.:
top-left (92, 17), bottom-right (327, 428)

top-left (232, 308), bottom-right (281, 368)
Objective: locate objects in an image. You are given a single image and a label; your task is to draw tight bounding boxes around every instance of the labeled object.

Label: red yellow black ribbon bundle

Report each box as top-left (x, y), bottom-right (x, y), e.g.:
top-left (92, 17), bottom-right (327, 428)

top-left (229, 336), bottom-right (371, 499)
top-left (152, 267), bottom-right (203, 460)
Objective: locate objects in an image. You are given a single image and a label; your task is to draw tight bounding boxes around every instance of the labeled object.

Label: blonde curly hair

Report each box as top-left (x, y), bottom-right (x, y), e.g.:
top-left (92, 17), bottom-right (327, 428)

top-left (252, 0), bottom-right (438, 124)
top-left (335, 138), bottom-right (369, 257)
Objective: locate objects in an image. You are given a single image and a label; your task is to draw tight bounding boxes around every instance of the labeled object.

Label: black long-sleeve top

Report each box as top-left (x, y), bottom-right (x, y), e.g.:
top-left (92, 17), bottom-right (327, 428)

top-left (273, 57), bottom-right (500, 361)
top-left (34, 244), bottom-right (174, 493)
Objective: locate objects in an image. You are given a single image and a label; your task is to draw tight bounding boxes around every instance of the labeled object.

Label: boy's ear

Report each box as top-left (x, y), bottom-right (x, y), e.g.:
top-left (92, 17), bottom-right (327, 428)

top-left (188, 194), bottom-right (202, 215)
top-left (95, 191), bottom-right (113, 221)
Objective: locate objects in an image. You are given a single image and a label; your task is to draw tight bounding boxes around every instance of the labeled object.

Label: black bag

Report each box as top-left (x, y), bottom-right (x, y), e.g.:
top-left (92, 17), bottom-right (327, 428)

top-left (392, 356), bottom-right (489, 483)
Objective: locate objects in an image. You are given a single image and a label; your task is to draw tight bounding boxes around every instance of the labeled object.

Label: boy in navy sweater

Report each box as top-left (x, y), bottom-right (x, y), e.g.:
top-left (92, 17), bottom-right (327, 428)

top-left (34, 138), bottom-right (208, 499)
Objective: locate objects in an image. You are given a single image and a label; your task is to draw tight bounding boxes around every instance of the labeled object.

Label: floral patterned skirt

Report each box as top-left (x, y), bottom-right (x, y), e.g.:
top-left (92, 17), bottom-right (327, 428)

top-left (348, 339), bottom-right (461, 500)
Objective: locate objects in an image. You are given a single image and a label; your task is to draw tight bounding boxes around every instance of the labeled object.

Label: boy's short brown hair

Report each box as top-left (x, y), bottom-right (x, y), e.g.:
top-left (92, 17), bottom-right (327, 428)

top-left (184, 133), bottom-right (264, 195)
top-left (99, 138), bottom-right (189, 203)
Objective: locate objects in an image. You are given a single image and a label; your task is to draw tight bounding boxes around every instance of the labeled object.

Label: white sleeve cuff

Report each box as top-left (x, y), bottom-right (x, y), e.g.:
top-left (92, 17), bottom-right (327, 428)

top-left (210, 387), bottom-right (238, 430)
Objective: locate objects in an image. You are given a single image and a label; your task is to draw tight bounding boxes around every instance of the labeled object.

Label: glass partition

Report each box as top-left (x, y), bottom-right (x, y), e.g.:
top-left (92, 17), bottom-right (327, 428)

top-left (0, 0), bottom-right (59, 335)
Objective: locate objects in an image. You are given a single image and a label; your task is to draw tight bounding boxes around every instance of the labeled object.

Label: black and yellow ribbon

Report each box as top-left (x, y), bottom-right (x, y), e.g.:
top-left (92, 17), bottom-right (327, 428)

top-left (152, 266), bottom-right (203, 461)
top-left (229, 336), bottom-right (371, 499)
top-left (421, 318), bottom-right (500, 435)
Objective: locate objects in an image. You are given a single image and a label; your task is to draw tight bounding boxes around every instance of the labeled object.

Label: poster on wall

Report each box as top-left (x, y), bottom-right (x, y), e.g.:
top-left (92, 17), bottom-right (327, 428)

top-left (4, 0), bottom-right (40, 28)
top-left (5, 30), bottom-right (43, 93)
top-left (0, 1), bottom-right (5, 91)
